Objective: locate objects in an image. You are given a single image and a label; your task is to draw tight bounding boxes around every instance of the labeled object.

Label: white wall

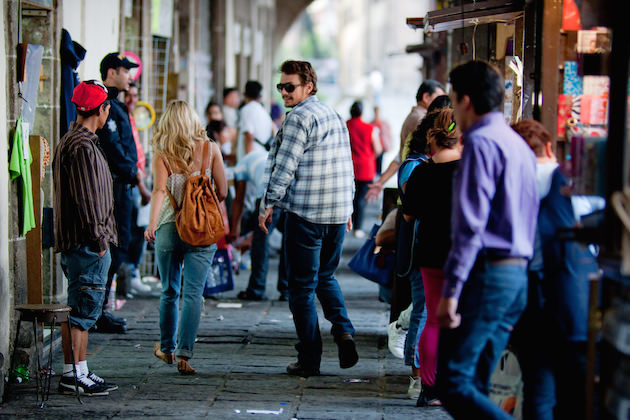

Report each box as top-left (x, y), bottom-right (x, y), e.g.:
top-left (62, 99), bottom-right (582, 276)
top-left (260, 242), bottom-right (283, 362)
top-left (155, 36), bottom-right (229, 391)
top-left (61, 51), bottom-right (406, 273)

top-left (0, 0), bottom-right (11, 369)
top-left (62, 0), bottom-right (121, 81)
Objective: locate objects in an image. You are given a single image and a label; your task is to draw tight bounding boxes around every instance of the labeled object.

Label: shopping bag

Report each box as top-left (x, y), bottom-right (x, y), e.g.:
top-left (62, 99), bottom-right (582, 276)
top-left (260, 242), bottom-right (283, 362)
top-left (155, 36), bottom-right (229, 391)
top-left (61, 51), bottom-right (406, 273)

top-left (489, 349), bottom-right (524, 419)
top-left (348, 224), bottom-right (394, 286)
top-left (203, 248), bottom-right (234, 296)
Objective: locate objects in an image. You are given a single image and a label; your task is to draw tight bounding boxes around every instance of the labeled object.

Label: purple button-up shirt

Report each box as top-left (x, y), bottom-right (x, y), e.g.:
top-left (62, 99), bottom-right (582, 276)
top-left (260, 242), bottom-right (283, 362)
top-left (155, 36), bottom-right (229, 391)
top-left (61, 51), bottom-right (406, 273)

top-left (443, 112), bottom-right (538, 299)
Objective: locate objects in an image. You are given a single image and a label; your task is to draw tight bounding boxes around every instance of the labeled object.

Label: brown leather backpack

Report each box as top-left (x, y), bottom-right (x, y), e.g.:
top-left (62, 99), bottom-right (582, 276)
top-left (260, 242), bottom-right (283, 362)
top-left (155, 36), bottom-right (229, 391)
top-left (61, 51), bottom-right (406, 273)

top-left (165, 141), bottom-right (225, 246)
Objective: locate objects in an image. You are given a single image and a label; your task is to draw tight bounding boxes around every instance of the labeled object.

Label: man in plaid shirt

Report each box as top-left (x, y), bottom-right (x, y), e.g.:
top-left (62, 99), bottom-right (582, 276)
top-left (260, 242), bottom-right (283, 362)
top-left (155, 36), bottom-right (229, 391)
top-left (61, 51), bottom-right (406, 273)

top-left (259, 60), bottom-right (358, 377)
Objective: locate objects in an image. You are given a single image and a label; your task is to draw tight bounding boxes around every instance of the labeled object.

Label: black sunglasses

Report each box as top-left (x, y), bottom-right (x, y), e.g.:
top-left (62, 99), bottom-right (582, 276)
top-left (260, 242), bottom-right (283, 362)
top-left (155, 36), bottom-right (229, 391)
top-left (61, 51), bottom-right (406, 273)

top-left (276, 83), bottom-right (302, 93)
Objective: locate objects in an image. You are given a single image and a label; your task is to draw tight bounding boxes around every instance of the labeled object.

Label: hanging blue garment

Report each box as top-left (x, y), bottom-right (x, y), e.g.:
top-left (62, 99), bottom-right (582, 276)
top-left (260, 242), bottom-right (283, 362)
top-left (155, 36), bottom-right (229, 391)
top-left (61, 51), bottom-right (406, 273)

top-left (60, 29), bottom-right (86, 138)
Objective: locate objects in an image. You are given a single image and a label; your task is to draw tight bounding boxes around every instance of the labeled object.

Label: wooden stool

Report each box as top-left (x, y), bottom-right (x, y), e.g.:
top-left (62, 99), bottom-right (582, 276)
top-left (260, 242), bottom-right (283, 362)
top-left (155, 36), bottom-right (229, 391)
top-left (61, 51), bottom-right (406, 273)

top-left (11, 304), bottom-right (81, 407)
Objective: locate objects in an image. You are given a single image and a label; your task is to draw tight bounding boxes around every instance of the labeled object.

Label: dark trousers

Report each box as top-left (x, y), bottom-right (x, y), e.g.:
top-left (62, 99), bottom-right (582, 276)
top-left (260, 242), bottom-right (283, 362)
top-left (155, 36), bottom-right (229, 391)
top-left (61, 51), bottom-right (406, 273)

top-left (511, 272), bottom-right (587, 420)
top-left (352, 180), bottom-right (370, 232)
top-left (104, 182), bottom-right (134, 306)
top-left (436, 260), bottom-right (527, 420)
top-left (245, 208), bottom-right (288, 298)
top-left (284, 212), bottom-right (355, 369)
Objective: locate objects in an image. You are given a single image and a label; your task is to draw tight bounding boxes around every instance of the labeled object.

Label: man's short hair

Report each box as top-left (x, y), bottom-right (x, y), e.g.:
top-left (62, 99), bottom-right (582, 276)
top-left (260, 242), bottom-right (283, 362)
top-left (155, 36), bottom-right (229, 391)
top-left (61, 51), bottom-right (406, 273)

top-left (223, 87), bottom-right (237, 99)
top-left (416, 80), bottom-right (446, 103)
top-left (279, 60), bottom-right (318, 95)
top-left (511, 119), bottom-right (552, 158)
top-left (244, 81), bottom-right (263, 99)
top-left (76, 100), bottom-right (110, 118)
top-left (449, 60), bottom-right (504, 115)
top-left (350, 101), bottom-right (363, 118)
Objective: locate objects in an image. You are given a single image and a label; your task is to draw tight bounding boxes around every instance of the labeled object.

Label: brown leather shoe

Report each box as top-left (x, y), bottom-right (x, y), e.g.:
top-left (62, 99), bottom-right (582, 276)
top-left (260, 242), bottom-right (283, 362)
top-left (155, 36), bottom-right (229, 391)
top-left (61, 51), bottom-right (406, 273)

top-left (286, 362), bottom-right (320, 377)
top-left (336, 333), bottom-right (359, 369)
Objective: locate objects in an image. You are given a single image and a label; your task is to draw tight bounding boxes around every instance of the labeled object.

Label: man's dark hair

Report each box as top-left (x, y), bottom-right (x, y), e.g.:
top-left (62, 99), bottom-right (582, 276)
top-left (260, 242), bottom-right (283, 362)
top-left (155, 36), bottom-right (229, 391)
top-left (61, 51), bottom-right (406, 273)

top-left (244, 80), bottom-right (263, 99)
top-left (223, 87), bottom-right (237, 99)
top-left (449, 60), bottom-right (504, 115)
top-left (76, 100), bottom-right (110, 118)
top-left (100, 66), bottom-right (120, 82)
top-left (349, 101), bottom-right (363, 118)
top-left (279, 60), bottom-right (318, 95)
top-left (416, 80), bottom-right (446, 103)
top-left (427, 95), bottom-right (451, 114)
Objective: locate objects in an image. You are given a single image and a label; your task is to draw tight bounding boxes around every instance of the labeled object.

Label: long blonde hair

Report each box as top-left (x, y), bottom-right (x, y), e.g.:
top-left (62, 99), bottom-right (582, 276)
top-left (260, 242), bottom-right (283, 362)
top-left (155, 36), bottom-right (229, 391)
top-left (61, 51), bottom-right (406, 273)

top-left (152, 100), bottom-right (209, 174)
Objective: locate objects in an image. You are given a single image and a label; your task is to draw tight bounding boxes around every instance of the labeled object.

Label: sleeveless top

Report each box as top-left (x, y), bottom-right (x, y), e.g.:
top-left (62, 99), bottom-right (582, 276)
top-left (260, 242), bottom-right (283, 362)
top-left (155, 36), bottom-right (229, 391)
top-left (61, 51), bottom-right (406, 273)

top-left (156, 145), bottom-right (213, 230)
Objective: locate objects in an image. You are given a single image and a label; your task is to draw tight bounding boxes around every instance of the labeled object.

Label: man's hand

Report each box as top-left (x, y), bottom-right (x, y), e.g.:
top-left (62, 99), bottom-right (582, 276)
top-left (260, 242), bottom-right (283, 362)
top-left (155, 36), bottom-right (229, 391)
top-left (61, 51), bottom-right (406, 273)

top-left (226, 225), bottom-right (240, 244)
top-left (365, 182), bottom-right (383, 203)
top-left (258, 208), bottom-right (273, 234)
top-left (98, 248), bottom-right (107, 258)
top-left (437, 297), bottom-right (461, 329)
top-left (138, 181), bottom-right (151, 206)
top-left (346, 217), bottom-right (353, 233)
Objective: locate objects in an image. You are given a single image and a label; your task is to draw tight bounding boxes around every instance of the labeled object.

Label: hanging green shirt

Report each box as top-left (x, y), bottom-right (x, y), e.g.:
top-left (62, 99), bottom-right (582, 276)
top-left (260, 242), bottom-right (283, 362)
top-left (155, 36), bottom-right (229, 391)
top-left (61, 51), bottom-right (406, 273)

top-left (9, 116), bottom-right (36, 236)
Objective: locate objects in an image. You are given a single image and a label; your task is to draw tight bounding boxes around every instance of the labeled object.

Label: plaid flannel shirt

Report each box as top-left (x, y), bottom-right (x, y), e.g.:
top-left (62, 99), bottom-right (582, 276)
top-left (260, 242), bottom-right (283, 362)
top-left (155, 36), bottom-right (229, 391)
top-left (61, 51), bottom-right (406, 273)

top-left (260, 96), bottom-right (355, 225)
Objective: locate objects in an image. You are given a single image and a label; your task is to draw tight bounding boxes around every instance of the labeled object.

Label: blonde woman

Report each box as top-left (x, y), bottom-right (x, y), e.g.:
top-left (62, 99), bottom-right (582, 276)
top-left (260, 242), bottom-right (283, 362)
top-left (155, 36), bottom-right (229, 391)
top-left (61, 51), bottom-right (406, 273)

top-left (144, 100), bottom-right (227, 375)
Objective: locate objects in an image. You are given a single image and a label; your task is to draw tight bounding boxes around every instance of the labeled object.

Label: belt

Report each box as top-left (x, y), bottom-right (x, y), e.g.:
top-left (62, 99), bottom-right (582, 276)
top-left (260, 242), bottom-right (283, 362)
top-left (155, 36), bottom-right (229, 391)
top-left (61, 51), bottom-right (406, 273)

top-left (486, 257), bottom-right (528, 267)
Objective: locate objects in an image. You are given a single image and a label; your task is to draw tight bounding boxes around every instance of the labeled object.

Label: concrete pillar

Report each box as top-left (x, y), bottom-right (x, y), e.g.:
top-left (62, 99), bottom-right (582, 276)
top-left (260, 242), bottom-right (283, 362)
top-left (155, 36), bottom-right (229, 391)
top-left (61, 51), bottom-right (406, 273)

top-left (225, 0), bottom-right (236, 87)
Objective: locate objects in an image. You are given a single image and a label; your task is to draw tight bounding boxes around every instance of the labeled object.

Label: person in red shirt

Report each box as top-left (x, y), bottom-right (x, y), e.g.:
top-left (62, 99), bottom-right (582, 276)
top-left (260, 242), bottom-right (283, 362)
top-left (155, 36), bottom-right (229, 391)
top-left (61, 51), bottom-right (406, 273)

top-left (347, 101), bottom-right (382, 238)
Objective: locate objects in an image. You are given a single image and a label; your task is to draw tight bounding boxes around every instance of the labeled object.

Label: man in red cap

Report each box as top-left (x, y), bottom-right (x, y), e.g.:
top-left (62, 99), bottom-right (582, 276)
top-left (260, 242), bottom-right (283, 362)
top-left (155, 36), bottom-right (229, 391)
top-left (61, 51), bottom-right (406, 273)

top-left (53, 80), bottom-right (118, 396)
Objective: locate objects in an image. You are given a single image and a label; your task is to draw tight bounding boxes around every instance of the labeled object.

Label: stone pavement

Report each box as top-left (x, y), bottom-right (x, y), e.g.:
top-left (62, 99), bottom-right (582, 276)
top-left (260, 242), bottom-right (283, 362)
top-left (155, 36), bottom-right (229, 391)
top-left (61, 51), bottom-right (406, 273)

top-left (0, 208), bottom-right (452, 419)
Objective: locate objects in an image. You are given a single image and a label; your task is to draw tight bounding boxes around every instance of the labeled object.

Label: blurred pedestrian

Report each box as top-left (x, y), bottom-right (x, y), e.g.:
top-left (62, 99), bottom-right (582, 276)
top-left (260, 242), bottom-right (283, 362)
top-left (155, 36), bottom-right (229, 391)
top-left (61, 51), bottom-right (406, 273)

top-left (144, 100), bottom-right (227, 375)
top-left (222, 87), bottom-right (240, 129)
top-left (370, 106), bottom-right (392, 175)
top-left (236, 80), bottom-right (274, 161)
top-left (365, 80), bottom-right (445, 202)
top-left (402, 107), bottom-right (462, 407)
top-left (347, 100), bottom-right (382, 238)
top-left (94, 52), bottom-right (141, 333)
top-left (511, 119), bottom-right (599, 420)
top-left (260, 60), bottom-right (358, 377)
top-left (436, 61), bottom-right (538, 420)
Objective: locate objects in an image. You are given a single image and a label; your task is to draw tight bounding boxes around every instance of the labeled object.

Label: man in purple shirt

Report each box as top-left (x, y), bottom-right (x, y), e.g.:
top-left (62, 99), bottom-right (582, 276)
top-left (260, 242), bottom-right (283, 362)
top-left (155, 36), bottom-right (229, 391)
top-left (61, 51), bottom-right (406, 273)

top-left (435, 61), bottom-right (538, 419)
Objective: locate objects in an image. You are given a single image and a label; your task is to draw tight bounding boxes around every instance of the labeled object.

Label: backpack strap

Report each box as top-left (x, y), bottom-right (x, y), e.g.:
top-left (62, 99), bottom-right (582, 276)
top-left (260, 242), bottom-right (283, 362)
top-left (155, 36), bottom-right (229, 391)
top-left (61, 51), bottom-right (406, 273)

top-left (160, 154), bottom-right (180, 212)
top-left (201, 141), bottom-right (211, 175)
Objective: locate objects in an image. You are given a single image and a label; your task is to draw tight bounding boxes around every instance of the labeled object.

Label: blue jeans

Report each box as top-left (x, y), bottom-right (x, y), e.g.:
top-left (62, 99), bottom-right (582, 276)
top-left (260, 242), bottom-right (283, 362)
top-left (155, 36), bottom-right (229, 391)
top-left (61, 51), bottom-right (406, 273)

top-left (404, 269), bottom-right (426, 367)
top-left (284, 212), bottom-right (355, 369)
top-left (155, 222), bottom-right (217, 359)
top-left (61, 245), bottom-right (111, 331)
top-left (436, 260), bottom-right (527, 420)
top-left (245, 208), bottom-right (288, 298)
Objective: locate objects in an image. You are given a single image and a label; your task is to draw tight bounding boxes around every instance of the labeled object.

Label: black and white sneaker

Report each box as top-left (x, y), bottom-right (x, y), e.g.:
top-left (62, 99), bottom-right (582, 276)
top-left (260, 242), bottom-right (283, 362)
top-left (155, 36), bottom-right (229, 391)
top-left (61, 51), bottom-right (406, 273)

top-left (87, 371), bottom-right (118, 391)
top-left (58, 375), bottom-right (109, 396)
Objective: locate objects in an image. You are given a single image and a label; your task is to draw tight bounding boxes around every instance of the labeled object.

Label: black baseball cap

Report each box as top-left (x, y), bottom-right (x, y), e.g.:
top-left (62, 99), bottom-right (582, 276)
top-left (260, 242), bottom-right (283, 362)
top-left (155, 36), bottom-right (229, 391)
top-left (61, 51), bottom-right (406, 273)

top-left (100, 52), bottom-right (139, 77)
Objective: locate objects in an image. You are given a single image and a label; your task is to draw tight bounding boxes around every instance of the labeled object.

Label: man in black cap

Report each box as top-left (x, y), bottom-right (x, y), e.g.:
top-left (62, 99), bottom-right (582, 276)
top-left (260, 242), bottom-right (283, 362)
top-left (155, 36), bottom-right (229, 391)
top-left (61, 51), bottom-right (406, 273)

top-left (94, 52), bottom-right (147, 333)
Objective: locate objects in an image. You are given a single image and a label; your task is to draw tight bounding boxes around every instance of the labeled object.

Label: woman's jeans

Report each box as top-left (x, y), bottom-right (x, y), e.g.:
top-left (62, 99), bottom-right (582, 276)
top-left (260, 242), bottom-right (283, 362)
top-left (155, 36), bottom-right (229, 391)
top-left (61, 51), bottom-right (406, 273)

top-left (155, 222), bottom-right (217, 359)
top-left (404, 269), bottom-right (426, 368)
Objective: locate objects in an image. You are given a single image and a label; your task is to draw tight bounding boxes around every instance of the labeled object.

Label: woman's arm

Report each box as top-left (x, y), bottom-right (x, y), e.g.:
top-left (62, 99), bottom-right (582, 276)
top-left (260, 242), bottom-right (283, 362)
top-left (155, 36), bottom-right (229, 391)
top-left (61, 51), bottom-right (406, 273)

top-left (144, 154), bottom-right (169, 242)
top-left (211, 141), bottom-right (228, 201)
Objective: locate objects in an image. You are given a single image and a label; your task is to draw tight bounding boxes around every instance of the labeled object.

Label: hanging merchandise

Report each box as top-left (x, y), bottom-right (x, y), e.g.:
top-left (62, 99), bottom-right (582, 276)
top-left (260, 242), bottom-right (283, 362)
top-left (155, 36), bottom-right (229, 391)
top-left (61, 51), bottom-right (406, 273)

top-left (9, 116), bottom-right (36, 236)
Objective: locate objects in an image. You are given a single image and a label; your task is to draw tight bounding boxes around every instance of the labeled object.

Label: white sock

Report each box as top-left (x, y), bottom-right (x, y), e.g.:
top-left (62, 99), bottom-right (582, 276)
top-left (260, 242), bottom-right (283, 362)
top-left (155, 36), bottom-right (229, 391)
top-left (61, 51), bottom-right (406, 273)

top-left (63, 363), bottom-right (74, 377)
top-left (78, 360), bottom-right (88, 377)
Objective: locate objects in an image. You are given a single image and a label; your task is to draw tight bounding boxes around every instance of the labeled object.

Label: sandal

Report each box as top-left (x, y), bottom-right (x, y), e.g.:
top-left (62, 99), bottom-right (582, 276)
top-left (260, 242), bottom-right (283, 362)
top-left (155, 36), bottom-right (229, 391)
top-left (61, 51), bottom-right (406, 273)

top-left (153, 343), bottom-right (175, 364)
top-left (177, 358), bottom-right (196, 375)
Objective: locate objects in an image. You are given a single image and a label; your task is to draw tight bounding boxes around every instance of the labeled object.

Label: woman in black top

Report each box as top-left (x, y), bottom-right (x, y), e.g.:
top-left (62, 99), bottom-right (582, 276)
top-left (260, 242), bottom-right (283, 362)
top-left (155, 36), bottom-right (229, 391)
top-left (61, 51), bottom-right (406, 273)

top-left (402, 107), bottom-right (462, 407)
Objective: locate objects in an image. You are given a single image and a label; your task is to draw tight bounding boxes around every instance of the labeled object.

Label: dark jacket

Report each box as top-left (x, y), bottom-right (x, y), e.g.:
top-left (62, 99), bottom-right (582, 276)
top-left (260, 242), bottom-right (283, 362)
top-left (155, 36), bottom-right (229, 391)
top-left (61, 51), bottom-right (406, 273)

top-left (96, 95), bottom-right (139, 250)
top-left (534, 168), bottom-right (599, 341)
top-left (60, 29), bottom-right (86, 138)
top-left (96, 96), bottom-right (139, 185)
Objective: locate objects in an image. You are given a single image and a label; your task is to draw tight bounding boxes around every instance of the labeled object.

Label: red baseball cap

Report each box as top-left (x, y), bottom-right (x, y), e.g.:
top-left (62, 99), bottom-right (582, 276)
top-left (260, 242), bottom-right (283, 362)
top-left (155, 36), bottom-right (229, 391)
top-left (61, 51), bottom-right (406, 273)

top-left (72, 80), bottom-right (109, 112)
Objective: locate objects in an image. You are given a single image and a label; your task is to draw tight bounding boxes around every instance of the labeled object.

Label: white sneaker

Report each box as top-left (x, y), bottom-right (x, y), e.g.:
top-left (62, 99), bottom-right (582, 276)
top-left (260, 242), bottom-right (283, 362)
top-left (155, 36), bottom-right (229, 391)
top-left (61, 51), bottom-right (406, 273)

top-left (130, 275), bottom-right (151, 294)
top-left (407, 376), bottom-right (422, 399)
top-left (387, 321), bottom-right (406, 359)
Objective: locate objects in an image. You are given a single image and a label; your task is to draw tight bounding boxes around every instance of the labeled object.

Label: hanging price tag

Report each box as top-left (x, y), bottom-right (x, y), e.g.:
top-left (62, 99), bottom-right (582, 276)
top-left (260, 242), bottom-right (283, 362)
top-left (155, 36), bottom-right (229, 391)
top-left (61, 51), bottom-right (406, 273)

top-left (21, 121), bottom-right (30, 159)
